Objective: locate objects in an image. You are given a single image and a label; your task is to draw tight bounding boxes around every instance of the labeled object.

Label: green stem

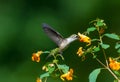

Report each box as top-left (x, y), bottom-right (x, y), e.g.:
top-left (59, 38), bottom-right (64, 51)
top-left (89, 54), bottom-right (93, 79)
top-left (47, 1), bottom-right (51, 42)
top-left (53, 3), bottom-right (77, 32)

top-left (102, 48), bottom-right (109, 67)
top-left (44, 77), bottom-right (47, 82)
top-left (96, 58), bottom-right (119, 80)
top-left (99, 31), bottom-right (109, 67)
top-left (106, 67), bottom-right (119, 81)
top-left (96, 58), bottom-right (106, 68)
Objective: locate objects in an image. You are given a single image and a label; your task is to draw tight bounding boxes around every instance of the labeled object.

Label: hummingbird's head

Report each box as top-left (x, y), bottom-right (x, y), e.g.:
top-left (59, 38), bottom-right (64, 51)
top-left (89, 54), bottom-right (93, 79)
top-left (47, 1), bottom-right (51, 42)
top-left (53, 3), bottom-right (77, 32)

top-left (67, 34), bottom-right (78, 42)
top-left (70, 34), bottom-right (78, 39)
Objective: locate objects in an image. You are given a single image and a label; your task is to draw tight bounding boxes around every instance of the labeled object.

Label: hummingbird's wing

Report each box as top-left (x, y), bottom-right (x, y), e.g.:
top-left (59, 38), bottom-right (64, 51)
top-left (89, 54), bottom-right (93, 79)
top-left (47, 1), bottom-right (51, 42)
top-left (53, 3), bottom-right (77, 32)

top-left (42, 23), bottom-right (64, 46)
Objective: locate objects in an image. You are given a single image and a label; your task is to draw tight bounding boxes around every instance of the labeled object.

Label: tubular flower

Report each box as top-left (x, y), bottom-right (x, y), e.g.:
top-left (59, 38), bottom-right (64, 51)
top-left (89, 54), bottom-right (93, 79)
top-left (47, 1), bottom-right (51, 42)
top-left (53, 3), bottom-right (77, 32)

top-left (32, 51), bottom-right (43, 62)
top-left (36, 78), bottom-right (42, 82)
top-left (109, 57), bottom-right (120, 71)
top-left (77, 47), bottom-right (84, 57)
top-left (78, 32), bottom-right (91, 46)
top-left (60, 68), bottom-right (73, 81)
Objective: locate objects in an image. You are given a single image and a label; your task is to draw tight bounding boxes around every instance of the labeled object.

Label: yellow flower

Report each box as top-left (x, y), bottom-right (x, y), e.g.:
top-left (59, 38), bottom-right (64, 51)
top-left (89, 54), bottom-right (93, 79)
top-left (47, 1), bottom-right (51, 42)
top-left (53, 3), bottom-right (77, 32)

top-left (36, 78), bottom-right (42, 82)
top-left (42, 65), bottom-right (48, 71)
top-left (42, 64), bottom-right (54, 71)
top-left (109, 57), bottom-right (120, 71)
top-left (77, 47), bottom-right (84, 57)
top-left (60, 68), bottom-right (73, 81)
top-left (32, 51), bottom-right (43, 62)
top-left (78, 32), bottom-right (91, 46)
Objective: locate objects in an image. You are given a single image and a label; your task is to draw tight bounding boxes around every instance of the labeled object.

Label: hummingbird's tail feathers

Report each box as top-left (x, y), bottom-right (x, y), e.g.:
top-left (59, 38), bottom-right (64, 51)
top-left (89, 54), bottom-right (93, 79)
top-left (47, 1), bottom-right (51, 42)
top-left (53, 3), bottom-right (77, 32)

top-left (42, 23), bottom-right (64, 46)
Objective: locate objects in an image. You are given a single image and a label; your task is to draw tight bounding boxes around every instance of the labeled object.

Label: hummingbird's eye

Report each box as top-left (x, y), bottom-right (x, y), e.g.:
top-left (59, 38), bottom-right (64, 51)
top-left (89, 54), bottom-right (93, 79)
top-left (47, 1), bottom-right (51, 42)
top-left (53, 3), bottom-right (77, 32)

top-left (76, 35), bottom-right (79, 38)
top-left (73, 34), bottom-right (78, 38)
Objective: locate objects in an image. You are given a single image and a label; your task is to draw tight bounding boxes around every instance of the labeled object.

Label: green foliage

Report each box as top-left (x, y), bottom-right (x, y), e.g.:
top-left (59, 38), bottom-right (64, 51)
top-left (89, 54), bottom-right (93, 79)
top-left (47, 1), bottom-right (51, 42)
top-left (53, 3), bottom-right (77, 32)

top-left (117, 49), bottom-right (120, 53)
top-left (89, 68), bottom-right (102, 82)
top-left (40, 72), bottom-right (50, 79)
top-left (87, 27), bottom-right (96, 33)
top-left (104, 33), bottom-right (120, 40)
top-left (91, 39), bottom-right (100, 42)
top-left (57, 64), bottom-right (69, 73)
top-left (96, 20), bottom-right (105, 27)
top-left (43, 51), bottom-right (50, 54)
top-left (100, 43), bottom-right (110, 49)
top-left (93, 47), bottom-right (100, 52)
top-left (47, 65), bottom-right (55, 74)
top-left (115, 43), bottom-right (120, 49)
top-left (115, 42), bottom-right (120, 53)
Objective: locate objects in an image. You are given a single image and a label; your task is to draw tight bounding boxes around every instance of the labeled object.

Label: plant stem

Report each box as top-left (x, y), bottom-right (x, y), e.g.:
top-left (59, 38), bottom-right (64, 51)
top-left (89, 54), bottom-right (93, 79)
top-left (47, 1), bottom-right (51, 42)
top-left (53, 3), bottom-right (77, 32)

top-left (96, 58), bottom-right (106, 68)
top-left (96, 58), bottom-right (119, 80)
top-left (102, 48), bottom-right (109, 67)
top-left (44, 77), bottom-right (47, 82)
top-left (99, 35), bottom-right (109, 67)
top-left (106, 67), bottom-right (119, 81)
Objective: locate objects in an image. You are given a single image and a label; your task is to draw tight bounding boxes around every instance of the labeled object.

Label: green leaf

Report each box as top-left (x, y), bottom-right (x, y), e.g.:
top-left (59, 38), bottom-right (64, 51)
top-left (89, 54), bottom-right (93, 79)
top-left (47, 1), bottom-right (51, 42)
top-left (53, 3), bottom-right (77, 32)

top-left (96, 20), bottom-right (104, 27)
top-left (43, 51), bottom-right (50, 53)
top-left (40, 72), bottom-right (49, 79)
top-left (115, 43), bottom-right (120, 49)
top-left (91, 39), bottom-right (99, 42)
top-left (115, 43), bottom-right (120, 53)
top-left (117, 49), bottom-right (120, 53)
top-left (100, 43), bottom-right (110, 49)
top-left (87, 27), bottom-right (96, 33)
top-left (93, 47), bottom-right (100, 52)
top-left (48, 64), bottom-right (55, 74)
top-left (104, 33), bottom-right (120, 40)
top-left (89, 68), bottom-right (102, 82)
top-left (58, 64), bottom-right (69, 73)
top-left (53, 59), bottom-right (58, 63)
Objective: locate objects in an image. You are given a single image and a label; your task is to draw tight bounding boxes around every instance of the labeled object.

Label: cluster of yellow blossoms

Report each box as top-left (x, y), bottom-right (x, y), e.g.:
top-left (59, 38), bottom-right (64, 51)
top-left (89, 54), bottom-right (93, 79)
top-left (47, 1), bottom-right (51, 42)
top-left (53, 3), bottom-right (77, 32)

top-left (76, 32), bottom-right (91, 57)
top-left (109, 57), bottom-right (120, 71)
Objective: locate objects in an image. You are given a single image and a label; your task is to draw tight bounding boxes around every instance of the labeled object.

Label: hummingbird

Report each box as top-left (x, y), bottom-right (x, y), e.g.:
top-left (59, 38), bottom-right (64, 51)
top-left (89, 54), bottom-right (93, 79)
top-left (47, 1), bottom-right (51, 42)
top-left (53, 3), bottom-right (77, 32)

top-left (42, 23), bottom-right (78, 53)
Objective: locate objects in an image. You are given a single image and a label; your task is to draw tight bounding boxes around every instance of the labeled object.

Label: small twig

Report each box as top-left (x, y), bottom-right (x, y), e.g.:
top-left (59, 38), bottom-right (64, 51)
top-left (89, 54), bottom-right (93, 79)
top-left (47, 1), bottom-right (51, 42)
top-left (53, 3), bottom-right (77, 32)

top-left (96, 58), bottom-right (119, 80)
top-left (99, 35), bottom-right (109, 67)
top-left (102, 48), bottom-right (109, 67)
top-left (96, 58), bottom-right (107, 68)
top-left (44, 77), bottom-right (47, 82)
top-left (106, 67), bottom-right (119, 81)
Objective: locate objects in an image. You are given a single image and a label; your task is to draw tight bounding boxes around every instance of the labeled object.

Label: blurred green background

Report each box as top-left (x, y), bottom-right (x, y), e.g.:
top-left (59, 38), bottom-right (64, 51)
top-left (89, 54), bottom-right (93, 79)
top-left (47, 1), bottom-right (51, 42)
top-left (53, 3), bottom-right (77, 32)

top-left (0, 0), bottom-right (120, 82)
